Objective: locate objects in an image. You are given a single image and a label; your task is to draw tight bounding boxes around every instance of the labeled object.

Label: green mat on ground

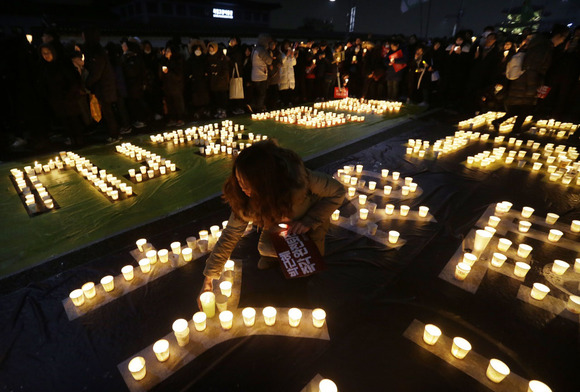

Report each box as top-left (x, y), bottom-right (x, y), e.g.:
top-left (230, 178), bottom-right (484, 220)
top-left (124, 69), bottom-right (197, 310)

top-left (0, 107), bottom-right (420, 278)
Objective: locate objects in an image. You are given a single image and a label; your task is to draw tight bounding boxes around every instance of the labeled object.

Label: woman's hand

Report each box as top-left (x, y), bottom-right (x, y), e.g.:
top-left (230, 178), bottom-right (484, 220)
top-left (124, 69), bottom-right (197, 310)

top-left (288, 221), bottom-right (310, 235)
top-left (197, 276), bottom-right (213, 311)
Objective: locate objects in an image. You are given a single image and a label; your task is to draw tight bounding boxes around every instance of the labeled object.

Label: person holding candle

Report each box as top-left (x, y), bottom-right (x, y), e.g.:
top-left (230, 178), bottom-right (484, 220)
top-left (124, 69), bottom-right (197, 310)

top-left (199, 140), bottom-right (345, 299)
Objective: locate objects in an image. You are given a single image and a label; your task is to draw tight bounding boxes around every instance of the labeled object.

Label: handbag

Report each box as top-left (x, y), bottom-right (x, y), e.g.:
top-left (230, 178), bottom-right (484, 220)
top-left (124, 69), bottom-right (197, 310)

top-left (89, 94), bottom-right (102, 123)
top-left (229, 63), bottom-right (244, 100)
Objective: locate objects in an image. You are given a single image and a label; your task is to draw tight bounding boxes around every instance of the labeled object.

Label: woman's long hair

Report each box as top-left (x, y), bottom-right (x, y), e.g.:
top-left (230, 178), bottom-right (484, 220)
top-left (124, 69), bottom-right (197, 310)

top-left (223, 140), bottom-right (307, 228)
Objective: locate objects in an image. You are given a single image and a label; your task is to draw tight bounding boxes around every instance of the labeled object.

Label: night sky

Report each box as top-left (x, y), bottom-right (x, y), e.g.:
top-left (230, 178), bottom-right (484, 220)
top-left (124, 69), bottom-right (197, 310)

top-left (264, 0), bottom-right (579, 37)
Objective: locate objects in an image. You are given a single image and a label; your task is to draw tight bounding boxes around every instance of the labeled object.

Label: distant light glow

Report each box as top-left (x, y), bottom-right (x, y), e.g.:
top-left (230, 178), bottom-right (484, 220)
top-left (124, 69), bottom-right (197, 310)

top-left (213, 8), bottom-right (233, 19)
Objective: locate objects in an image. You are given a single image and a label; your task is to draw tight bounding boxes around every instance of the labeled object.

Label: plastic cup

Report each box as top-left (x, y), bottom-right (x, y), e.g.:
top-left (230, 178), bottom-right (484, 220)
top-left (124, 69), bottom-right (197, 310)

top-left (128, 356), bottom-right (146, 381)
top-left (545, 213), bottom-right (559, 225)
top-left (312, 308), bottom-right (326, 328)
top-left (454, 262), bottom-right (471, 281)
top-left (242, 307), bottom-right (256, 327)
top-left (182, 247), bottom-right (193, 262)
top-left (423, 324), bottom-right (441, 345)
top-left (263, 306), bottom-right (277, 326)
top-left (491, 253), bottom-right (507, 268)
top-left (193, 311), bottom-right (207, 331)
top-left (551, 259), bottom-right (569, 275)
top-left (219, 310), bottom-right (233, 330)
top-left (153, 339), bottom-right (170, 362)
top-left (69, 289), bottom-right (85, 307)
top-left (518, 220), bottom-right (531, 233)
top-left (121, 265), bottom-right (134, 281)
top-left (462, 252), bottom-right (477, 267)
top-left (419, 206), bottom-right (429, 218)
top-left (388, 230), bottom-right (400, 244)
top-left (530, 283), bottom-right (550, 300)
top-left (497, 238), bottom-right (512, 252)
top-left (517, 244), bottom-right (533, 258)
top-left (547, 229), bottom-right (562, 242)
top-left (486, 359), bottom-right (510, 383)
top-left (158, 249), bottom-right (169, 263)
top-left (514, 262), bottom-right (531, 278)
top-left (138, 258), bottom-right (151, 273)
top-left (451, 337), bottom-right (471, 359)
top-left (82, 282), bottom-right (96, 299)
top-left (100, 275), bottom-right (115, 292)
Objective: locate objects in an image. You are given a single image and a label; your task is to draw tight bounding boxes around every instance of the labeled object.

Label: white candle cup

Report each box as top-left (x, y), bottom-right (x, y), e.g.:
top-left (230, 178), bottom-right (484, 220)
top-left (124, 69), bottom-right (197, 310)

top-left (199, 230), bottom-right (209, 241)
top-left (216, 294), bottom-right (228, 312)
top-left (532, 162), bottom-right (543, 171)
top-left (385, 204), bottom-right (395, 215)
top-left (521, 206), bottom-right (534, 218)
top-left (451, 337), bottom-right (472, 359)
top-left (319, 379), bottom-right (338, 392)
top-left (530, 283), bottom-right (550, 300)
top-left (138, 258), bottom-right (151, 273)
top-left (401, 186), bottom-right (410, 196)
top-left (359, 208), bottom-right (369, 220)
top-left (200, 291), bottom-right (216, 318)
top-left (350, 177), bottom-right (358, 186)
top-left (381, 169), bottom-right (389, 178)
top-left (242, 307), bottom-right (256, 327)
top-left (514, 262), bottom-right (531, 278)
top-left (197, 240), bottom-right (209, 253)
top-left (136, 238), bottom-right (147, 252)
top-left (219, 281), bottom-right (232, 297)
top-left (388, 230), bottom-right (400, 244)
top-left (501, 201), bottom-right (513, 212)
top-left (497, 238), bottom-right (512, 252)
top-left (423, 324), bottom-right (441, 345)
top-left (210, 225), bottom-right (220, 238)
top-left (128, 356), bottom-right (146, 381)
top-left (358, 194), bottom-right (367, 205)
top-left (367, 222), bottom-right (378, 235)
top-left (219, 310), bottom-right (234, 330)
top-left (488, 216), bottom-right (501, 228)
top-left (125, 186), bottom-right (133, 196)
top-left (551, 259), bottom-right (569, 275)
top-left (409, 182), bottom-right (418, 192)
top-left (392, 171), bottom-right (400, 180)
top-left (193, 311), bottom-right (207, 331)
top-left (575, 258), bottom-right (580, 273)
top-left (158, 249), bottom-right (169, 263)
top-left (368, 181), bottom-right (377, 191)
top-left (548, 229), bottom-right (563, 242)
top-left (224, 259), bottom-right (235, 272)
top-left (69, 289), bottom-right (85, 307)
top-left (186, 236), bottom-right (197, 249)
top-left (356, 164), bottom-right (363, 173)
top-left (454, 262), bottom-right (471, 281)
top-left (545, 213), bottom-right (559, 225)
top-left (263, 306), bottom-right (277, 326)
top-left (153, 339), bottom-right (170, 362)
top-left (135, 173), bottom-right (142, 182)
top-left (121, 265), bottom-right (134, 281)
top-left (288, 308), bottom-right (302, 327)
top-left (400, 205), bottom-right (410, 217)
top-left (146, 250), bottom-right (157, 264)
top-left (474, 229), bottom-right (493, 253)
top-left (518, 220), bottom-right (532, 233)
top-left (170, 241), bottom-right (181, 255)
top-left (462, 253), bottom-right (477, 267)
top-left (81, 282), bottom-right (96, 299)
top-left (347, 187), bottom-right (356, 197)
top-left (517, 244), bottom-right (533, 258)
top-left (383, 185), bottom-right (392, 195)
top-left (172, 318), bottom-right (190, 346)
top-left (178, 248), bottom-right (191, 262)
top-left (566, 295), bottom-right (580, 314)
top-left (486, 359), bottom-right (510, 383)
top-left (312, 308), bottom-right (326, 328)
top-left (404, 177), bottom-right (413, 186)
top-left (528, 380), bottom-right (552, 392)
top-left (128, 169), bottom-right (136, 178)
top-left (100, 275), bottom-right (115, 292)
top-left (331, 210), bottom-right (340, 221)
top-left (571, 220), bottom-right (580, 233)
top-left (491, 253), bottom-right (507, 268)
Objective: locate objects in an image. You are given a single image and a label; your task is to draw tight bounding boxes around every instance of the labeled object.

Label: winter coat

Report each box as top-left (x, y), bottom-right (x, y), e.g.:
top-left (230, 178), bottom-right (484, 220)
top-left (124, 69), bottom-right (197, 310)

top-left (251, 35), bottom-right (273, 82)
top-left (84, 44), bottom-right (117, 102)
top-left (186, 54), bottom-right (210, 106)
top-left (279, 52), bottom-right (296, 90)
top-left (202, 169), bottom-right (345, 279)
top-left (206, 52), bottom-right (230, 92)
top-left (40, 60), bottom-right (83, 117)
top-left (161, 53), bottom-right (185, 96)
top-left (506, 35), bottom-right (553, 106)
top-left (122, 51), bottom-right (146, 99)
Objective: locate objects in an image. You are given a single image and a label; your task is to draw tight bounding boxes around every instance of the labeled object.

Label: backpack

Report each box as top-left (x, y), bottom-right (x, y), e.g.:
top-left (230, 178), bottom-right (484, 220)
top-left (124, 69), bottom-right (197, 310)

top-left (506, 52), bottom-right (526, 80)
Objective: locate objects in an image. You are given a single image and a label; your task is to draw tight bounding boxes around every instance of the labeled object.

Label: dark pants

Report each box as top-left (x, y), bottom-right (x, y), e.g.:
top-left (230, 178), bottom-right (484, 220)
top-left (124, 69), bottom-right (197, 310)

top-left (252, 81), bottom-right (268, 112)
top-left (99, 100), bottom-right (119, 137)
top-left (387, 80), bottom-right (400, 100)
top-left (165, 94), bottom-right (185, 121)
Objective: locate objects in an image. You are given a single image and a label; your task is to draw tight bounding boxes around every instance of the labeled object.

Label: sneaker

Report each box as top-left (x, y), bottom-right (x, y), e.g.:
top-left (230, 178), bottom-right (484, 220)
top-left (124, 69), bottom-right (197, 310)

top-left (257, 256), bottom-right (278, 270)
top-left (120, 126), bottom-right (133, 135)
top-left (232, 108), bottom-right (245, 115)
top-left (106, 136), bottom-right (122, 144)
top-left (132, 121), bottom-right (146, 129)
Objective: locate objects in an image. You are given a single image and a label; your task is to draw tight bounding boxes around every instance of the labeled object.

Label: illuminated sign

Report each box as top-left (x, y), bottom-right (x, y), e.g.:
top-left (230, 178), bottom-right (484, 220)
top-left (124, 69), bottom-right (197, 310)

top-left (213, 8), bottom-right (233, 19)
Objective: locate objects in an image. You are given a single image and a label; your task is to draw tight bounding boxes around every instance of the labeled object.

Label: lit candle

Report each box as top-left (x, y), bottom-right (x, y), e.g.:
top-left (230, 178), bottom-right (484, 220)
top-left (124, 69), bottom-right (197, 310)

top-left (170, 241), bottom-right (181, 255)
top-left (454, 262), bottom-right (471, 281)
top-left (181, 247), bottom-right (192, 262)
top-left (242, 307), bottom-right (256, 327)
top-left (224, 259), bottom-right (235, 272)
top-left (358, 194), bottom-right (367, 205)
top-left (545, 213), bottom-right (559, 225)
top-left (571, 220), bottom-right (580, 233)
top-left (575, 258), bottom-right (580, 273)
top-left (382, 169), bottom-right (389, 178)
top-left (82, 282), bottom-right (96, 299)
top-left (486, 359), bottom-right (510, 383)
top-left (288, 308), bottom-right (302, 327)
top-left (121, 265), bottom-right (134, 281)
top-left (219, 310), bottom-right (234, 330)
top-left (521, 206), bottom-right (534, 218)
top-left (193, 311), bottom-right (207, 331)
top-left (462, 252), bottom-right (477, 266)
top-left (153, 339), bottom-right (170, 362)
top-left (100, 275), bottom-right (115, 292)
top-left (473, 229), bottom-right (493, 253)
top-left (199, 230), bottom-right (209, 241)
top-left (348, 187), bottom-right (356, 197)
top-left (263, 306), bottom-right (277, 326)
top-left (69, 289), bottom-right (85, 307)
top-left (146, 250), bottom-right (157, 264)
top-left (139, 258), bottom-right (151, 273)
top-left (517, 244), bottom-right (533, 258)
top-left (220, 281), bottom-right (232, 297)
top-left (530, 283), bottom-right (550, 300)
top-left (158, 249), bottom-right (169, 263)
top-left (197, 240), bottom-right (209, 253)
top-left (419, 206), bottom-right (429, 218)
top-left (392, 172), bottom-right (400, 180)
top-left (490, 253), bottom-right (507, 268)
top-left (128, 356), bottom-right (146, 381)
top-left (514, 262), bottom-right (531, 278)
top-left (368, 181), bottom-right (376, 191)
top-left (312, 308), bottom-right (326, 328)
top-left (200, 292), bottom-right (216, 318)
top-left (551, 259), bottom-right (569, 275)
top-left (356, 164), bottom-right (363, 173)
top-left (547, 229), bottom-right (563, 242)
top-left (400, 205), bottom-right (410, 217)
top-left (423, 324), bottom-right (441, 345)
top-left (528, 380), bottom-right (552, 392)
top-left (136, 238), bottom-right (147, 252)
top-left (210, 225), bottom-right (220, 238)
top-left (566, 295), bottom-right (580, 314)
top-left (319, 379), bottom-right (338, 392)
top-left (401, 186), bottom-right (410, 196)
top-left (488, 216), bottom-right (500, 228)
top-left (518, 220), bottom-right (532, 233)
top-left (388, 230), bottom-right (400, 244)
top-left (331, 209), bottom-right (340, 221)
top-left (359, 208), bottom-right (369, 220)
top-left (497, 238), bottom-right (512, 252)
top-left (451, 337), bottom-right (471, 359)
top-left (383, 185), bottom-right (392, 195)
top-left (172, 318), bottom-right (190, 346)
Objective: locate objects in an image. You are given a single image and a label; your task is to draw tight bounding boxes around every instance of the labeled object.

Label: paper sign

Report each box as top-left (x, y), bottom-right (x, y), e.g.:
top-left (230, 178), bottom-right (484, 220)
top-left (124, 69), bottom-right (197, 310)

top-left (270, 225), bottom-right (325, 279)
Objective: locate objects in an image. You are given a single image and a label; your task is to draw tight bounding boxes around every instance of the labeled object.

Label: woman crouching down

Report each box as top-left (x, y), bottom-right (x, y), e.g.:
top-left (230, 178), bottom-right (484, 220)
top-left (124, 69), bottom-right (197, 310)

top-left (199, 140), bottom-right (345, 295)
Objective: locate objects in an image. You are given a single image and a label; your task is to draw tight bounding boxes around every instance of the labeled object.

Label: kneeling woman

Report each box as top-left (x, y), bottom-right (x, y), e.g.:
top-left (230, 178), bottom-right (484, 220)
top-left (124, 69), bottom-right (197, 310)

top-left (200, 140), bottom-right (345, 293)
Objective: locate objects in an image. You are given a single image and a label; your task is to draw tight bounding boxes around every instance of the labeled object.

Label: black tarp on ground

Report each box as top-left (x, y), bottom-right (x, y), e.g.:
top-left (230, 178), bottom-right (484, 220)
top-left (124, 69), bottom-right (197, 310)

top-left (0, 111), bottom-right (579, 392)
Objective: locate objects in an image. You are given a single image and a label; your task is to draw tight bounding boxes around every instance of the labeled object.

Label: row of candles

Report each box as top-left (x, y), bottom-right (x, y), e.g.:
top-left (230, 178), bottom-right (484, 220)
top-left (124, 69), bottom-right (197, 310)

top-left (457, 111), bottom-right (509, 130)
top-left (421, 324), bottom-right (553, 390)
top-left (69, 223), bottom-right (229, 307)
top-left (117, 143), bottom-right (177, 182)
top-left (149, 120), bottom-right (246, 144)
top-left (337, 165), bottom-right (418, 194)
top-left (313, 97), bottom-right (402, 115)
top-left (251, 107), bottom-right (364, 127)
top-left (67, 152), bottom-right (133, 200)
top-left (10, 167), bottom-right (55, 212)
top-left (127, 306), bottom-right (327, 381)
top-left (408, 131), bottom-right (484, 159)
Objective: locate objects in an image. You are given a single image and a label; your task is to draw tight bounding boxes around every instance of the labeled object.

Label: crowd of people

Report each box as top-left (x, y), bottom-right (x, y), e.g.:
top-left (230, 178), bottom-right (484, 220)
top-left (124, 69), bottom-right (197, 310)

top-left (1, 24), bottom-right (579, 152)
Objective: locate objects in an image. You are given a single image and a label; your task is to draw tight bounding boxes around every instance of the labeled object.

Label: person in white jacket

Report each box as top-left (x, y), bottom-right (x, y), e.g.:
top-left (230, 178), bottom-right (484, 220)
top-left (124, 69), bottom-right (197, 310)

top-left (279, 40), bottom-right (297, 106)
top-left (250, 33), bottom-right (273, 112)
